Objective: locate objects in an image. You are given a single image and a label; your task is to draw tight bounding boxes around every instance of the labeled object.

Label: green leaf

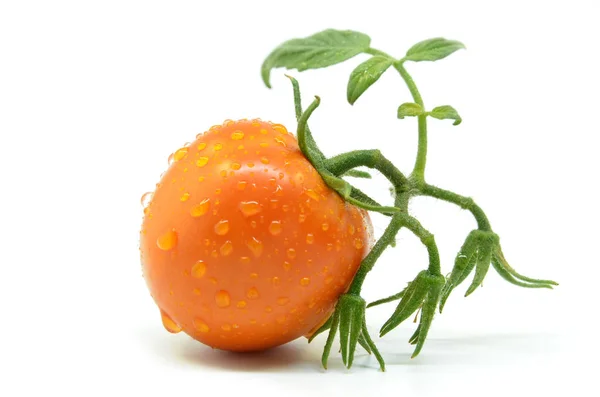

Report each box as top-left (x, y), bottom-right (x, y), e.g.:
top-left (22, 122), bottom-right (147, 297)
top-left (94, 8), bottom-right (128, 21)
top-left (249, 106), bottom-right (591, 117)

top-left (380, 271), bottom-right (429, 337)
top-left (430, 105), bottom-right (462, 125)
top-left (342, 169), bottom-right (372, 179)
top-left (262, 29), bottom-right (371, 88)
top-left (411, 280), bottom-right (443, 358)
top-left (397, 102), bottom-right (424, 119)
top-left (404, 38), bottom-right (465, 63)
top-left (338, 294), bottom-right (366, 368)
top-left (347, 56), bottom-right (393, 105)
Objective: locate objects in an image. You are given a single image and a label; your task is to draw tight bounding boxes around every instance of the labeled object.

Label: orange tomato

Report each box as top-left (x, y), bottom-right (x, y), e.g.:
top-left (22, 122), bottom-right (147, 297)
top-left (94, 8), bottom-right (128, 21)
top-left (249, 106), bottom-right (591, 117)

top-left (139, 119), bottom-right (372, 351)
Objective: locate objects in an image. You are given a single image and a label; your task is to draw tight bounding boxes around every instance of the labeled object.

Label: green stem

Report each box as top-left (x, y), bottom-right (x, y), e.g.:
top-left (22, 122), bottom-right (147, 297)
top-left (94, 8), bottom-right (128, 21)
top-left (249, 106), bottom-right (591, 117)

top-left (394, 62), bottom-right (428, 183)
top-left (420, 184), bottom-right (492, 231)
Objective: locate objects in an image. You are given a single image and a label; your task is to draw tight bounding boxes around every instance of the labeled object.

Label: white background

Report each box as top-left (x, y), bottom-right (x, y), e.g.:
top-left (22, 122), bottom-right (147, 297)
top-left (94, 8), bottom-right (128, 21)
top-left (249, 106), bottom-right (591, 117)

top-left (1, 0), bottom-right (599, 396)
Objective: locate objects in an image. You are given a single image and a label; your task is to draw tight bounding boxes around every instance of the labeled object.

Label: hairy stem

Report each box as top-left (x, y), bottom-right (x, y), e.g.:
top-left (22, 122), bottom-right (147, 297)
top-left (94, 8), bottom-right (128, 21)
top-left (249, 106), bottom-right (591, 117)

top-left (394, 62), bottom-right (427, 183)
top-left (420, 184), bottom-right (492, 231)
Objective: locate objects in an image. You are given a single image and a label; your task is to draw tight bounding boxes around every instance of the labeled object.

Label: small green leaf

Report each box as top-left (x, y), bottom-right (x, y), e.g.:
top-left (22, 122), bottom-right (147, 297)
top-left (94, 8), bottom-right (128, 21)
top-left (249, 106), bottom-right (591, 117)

top-left (361, 322), bottom-right (386, 371)
top-left (338, 294), bottom-right (366, 368)
top-left (262, 29), bottom-right (371, 88)
top-left (347, 56), bottom-right (393, 105)
top-left (342, 169), bottom-right (372, 179)
top-left (430, 105), bottom-right (462, 125)
top-left (380, 271), bottom-right (429, 337)
top-left (411, 279), bottom-right (443, 358)
top-left (397, 102), bottom-right (424, 119)
top-left (404, 38), bottom-right (465, 63)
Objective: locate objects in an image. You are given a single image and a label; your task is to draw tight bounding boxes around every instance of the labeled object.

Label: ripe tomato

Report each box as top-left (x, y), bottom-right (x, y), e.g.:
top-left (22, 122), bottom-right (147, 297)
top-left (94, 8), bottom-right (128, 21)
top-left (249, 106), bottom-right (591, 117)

top-left (140, 119), bottom-right (372, 351)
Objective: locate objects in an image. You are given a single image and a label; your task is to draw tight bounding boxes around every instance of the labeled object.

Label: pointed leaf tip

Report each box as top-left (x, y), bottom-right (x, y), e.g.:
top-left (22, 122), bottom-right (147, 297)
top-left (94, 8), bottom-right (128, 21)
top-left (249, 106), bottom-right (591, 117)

top-left (404, 38), bottom-right (466, 63)
top-left (347, 56), bottom-right (393, 105)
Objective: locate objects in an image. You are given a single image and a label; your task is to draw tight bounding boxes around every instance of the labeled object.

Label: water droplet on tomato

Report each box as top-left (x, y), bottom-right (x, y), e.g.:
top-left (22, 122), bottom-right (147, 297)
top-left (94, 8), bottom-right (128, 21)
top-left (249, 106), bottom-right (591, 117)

top-left (141, 192), bottom-right (153, 208)
top-left (247, 287), bottom-right (260, 299)
top-left (268, 221), bottom-right (282, 235)
top-left (197, 142), bottom-right (207, 151)
top-left (348, 224), bottom-right (356, 235)
top-left (220, 241), bottom-right (233, 256)
top-left (246, 237), bottom-right (263, 257)
top-left (354, 238), bottom-right (364, 249)
top-left (160, 310), bottom-right (181, 333)
top-left (265, 306), bottom-right (273, 313)
top-left (190, 198), bottom-right (210, 217)
top-left (283, 261), bottom-right (292, 271)
top-left (304, 189), bottom-right (320, 201)
top-left (276, 315), bottom-right (286, 324)
top-left (168, 152), bottom-right (174, 165)
top-left (196, 157), bottom-right (209, 167)
top-left (277, 297), bottom-right (289, 306)
top-left (250, 272), bottom-right (259, 279)
top-left (174, 148), bottom-right (188, 162)
top-left (231, 162), bottom-right (241, 170)
top-left (260, 128), bottom-right (268, 135)
top-left (272, 124), bottom-right (288, 134)
top-left (231, 131), bottom-right (245, 140)
top-left (215, 290), bottom-right (231, 308)
top-left (237, 181), bottom-right (247, 190)
top-left (260, 157), bottom-right (269, 164)
top-left (214, 220), bottom-right (230, 236)
top-left (157, 229), bottom-right (177, 250)
top-left (191, 260), bottom-right (206, 278)
top-left (180, 192), bottom-right (190, 202)
top-left (213, 143), bottom-right (223, 151)
top-left (274, 136), bottom-right (287, 147)
top-left (221, 323), bottom-right (232, 331)
top-left (272, 276), bottom-right (281, 286)
top-left (300, 277), bottom-right (310, 286)
top-left (240, 201), bottom-right (261, 217)
top-left (298, 214), bottom-right (306, 223)
top-left (306, 233), bottom-right (314, 244)
top-left (325, 276), bottom-right (334, 284)
top-left (322, 223), bottom-right (330, 231)
top-left (237, 300), bottom-right (247, 309)
top-left (287, 248), bottom-right (296, 259)
top-left (193, 318), bottom-right (210, 333)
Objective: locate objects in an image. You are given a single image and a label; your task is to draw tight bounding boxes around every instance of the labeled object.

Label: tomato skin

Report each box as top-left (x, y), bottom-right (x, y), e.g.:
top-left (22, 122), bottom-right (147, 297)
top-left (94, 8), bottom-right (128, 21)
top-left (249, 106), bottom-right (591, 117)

top-left (140, 119), bottom-right (372, 351)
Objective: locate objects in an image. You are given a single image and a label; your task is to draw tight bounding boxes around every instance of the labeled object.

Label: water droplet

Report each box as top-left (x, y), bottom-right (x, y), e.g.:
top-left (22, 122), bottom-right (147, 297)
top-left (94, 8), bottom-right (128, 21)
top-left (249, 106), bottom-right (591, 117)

top-left (265, 306), bottom-right (273, 313)
top-left (240, 256), bottom-right (251, 264)
top-left (259, 142), bottom-right (269, 148)
top-left (282, 204), bottom-right (290, 212)
top-left (157, 229), bottom-right (177, 250)
top-left (160, 310), bottom-right (182, 333)
top-left (283, 261), bottom-right (292, 271)
top-left (286, 248), bottom-right (296, 259)
top-left (325, 275), bottom-right (334, 284)
top-left (190, 198), bottom-right (210, 217)
top-left (220, 241), bottom-right (233, 256)
top-left (246, 237), bottom-right (263, 257)
top-left (277, 297), bottom-right (289, 306)
top-left (221, 323), bottom-right (232, 331)
top-left (240, 201), bottom-right (261, 217)
top-left (231, 131), bottom-right (245, 140)
top-left (198, 176), bottom-right (205, 182)
top-left (215, 290), bottom-right (231, 308)
top-left (197, 142), bottom-right (207, 151)
top-left (180, 192), bottom-right (190, 202)
top-left (260, 157), bottom-right (270, 164)
top-left (308, 300), bottom-right (316, 308)
top-left (268, 221), bottom-right (282, 236)
top-left (141, 192), bottom-right (153, 208)
top-left (247, 162), bottom-right (255, 168)
top-left (322, 223), bottom-right (330, 231)
top-left (193, 288), bottom-right (201, 295)
top-left (272, 124), bottom-right (288, 134)
top-left (272, 276), bottom-right (280, 286)
top-left (214, 220), bottom-right (230, 235)
top-left (276, 315), bottom-right (286, 324)
top-left (208, 277), bottom-right (218, 285)
top-left (306, 233), bottom-right (314, 244)
top-left (237, 300), bottom-right (247, 309)
top-left (193, 318), bottom-right (210, 333)
top-left (300, 277), bottom-right (310, 286)
top-left (354, 238), bottom-right (364, 249)
top-left (260, 128), bottom-right (269, 135)
top-left (174, 148), bottom-right (188, 161)
top-left (231, 162), bottom-right (241, 170)
top-left (237, 181), bottom-right (247, 190)
top-left (196, 157), bottom-right (209, 167)
top-left (247, 287), bottom-right (259, 299)
top-left (305, 189), bottom-right (320, 201)
top-left (213, 143), bottom-right (223, 151)
top-left (224, 119), bottom-right (234, 127)
top-left (298, 214), bottom-right (306, 223)
top-left (168, 153), bottom-right (174, 165)
top-left (192, 260), bottom-right (206, 278)
top-left (348, 224), bottom-right (356, 235)
top-left (274, 136), bottom-right (287, 147)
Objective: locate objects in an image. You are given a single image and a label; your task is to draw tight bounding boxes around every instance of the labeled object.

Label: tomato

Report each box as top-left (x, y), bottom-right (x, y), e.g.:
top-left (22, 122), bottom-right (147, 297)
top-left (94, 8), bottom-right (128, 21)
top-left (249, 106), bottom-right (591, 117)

top-left (139, 119), bottom-right (372, 352)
